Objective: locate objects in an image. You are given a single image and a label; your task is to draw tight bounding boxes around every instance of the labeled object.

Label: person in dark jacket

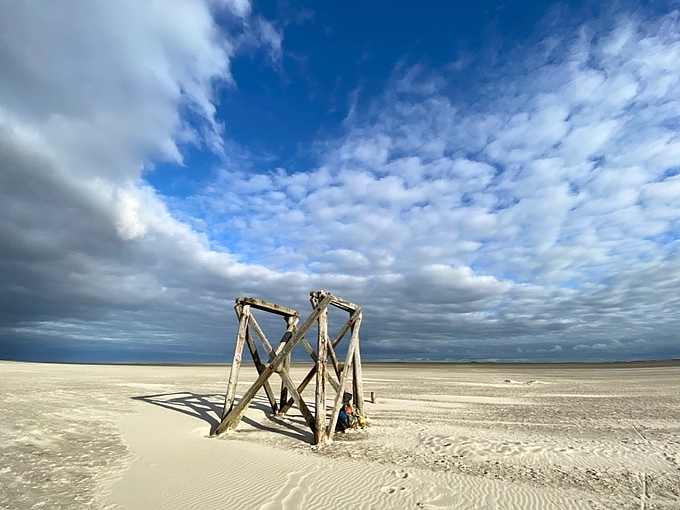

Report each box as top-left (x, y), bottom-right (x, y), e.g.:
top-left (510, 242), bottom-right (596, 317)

top-left (336, 402), bottom-right (355, 432)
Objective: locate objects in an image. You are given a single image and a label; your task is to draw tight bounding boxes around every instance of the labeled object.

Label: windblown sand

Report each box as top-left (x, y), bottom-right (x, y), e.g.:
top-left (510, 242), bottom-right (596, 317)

top-left (1, 361), bottom-right (679, 509)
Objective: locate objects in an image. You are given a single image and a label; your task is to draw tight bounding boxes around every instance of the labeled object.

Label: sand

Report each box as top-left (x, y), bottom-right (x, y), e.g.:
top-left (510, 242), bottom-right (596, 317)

top-left (1, 361), bottom-right (679, 509)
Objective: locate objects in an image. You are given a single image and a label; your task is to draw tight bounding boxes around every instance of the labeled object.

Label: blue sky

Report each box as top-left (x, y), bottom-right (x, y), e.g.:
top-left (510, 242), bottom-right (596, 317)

top-left (1, 0), bottom-right (680, 363)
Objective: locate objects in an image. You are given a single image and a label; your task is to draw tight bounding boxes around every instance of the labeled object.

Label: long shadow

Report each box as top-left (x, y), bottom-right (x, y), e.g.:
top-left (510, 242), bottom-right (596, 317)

top-left (131, 392), bottom-right (313, 443)
top-left (132, 392), bottom-right (224, 428)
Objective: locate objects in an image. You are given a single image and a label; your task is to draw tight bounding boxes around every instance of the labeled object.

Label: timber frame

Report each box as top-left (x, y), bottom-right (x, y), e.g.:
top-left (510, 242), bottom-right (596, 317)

top-left (212, 290), bottom-right (364, 445)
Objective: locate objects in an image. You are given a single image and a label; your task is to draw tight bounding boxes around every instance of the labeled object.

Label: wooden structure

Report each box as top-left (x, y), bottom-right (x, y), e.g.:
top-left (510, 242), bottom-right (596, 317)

top-left (212, 290), bottom-right (364, 445)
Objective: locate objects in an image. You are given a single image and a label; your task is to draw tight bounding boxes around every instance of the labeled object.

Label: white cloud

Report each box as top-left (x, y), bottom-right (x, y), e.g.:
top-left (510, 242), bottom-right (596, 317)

top-left (256, 17), bottom-right (284, 61)
top-left (187, 8), bottom-right (680, 360)
top-left (2, 3), bottom-right (680, 362)
top-left (0, 1), bottom-right (290, 355)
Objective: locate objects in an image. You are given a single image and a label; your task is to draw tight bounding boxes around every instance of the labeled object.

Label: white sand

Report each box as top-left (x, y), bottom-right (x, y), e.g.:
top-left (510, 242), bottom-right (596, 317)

top-left (1, 361), bottom-right (679, 509)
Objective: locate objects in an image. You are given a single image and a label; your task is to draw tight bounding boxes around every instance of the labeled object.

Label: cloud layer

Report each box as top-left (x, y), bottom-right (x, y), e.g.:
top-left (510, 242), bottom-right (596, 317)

top-left (1, 3), bottom-right (679, 362)
top-left (0, 0), bottom-right (286, 361)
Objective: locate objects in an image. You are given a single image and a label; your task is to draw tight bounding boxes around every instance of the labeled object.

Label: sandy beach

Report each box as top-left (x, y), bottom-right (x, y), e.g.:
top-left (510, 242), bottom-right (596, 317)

top-left (1, 360), bottom-right (679, 509)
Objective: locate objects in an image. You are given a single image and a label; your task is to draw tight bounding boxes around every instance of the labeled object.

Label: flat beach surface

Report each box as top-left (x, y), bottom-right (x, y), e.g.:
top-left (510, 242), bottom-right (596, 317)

top-left (1, 360), bottom-right (679, 509)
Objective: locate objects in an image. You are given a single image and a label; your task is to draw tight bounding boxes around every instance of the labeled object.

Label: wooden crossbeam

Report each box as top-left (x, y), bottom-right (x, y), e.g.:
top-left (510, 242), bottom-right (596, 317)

top-left (247, 314), bottom-right (275, 357)
top-left (311, 290), bottom-right (360, 313)
top-left (237, 297), bottom-right (300, 318)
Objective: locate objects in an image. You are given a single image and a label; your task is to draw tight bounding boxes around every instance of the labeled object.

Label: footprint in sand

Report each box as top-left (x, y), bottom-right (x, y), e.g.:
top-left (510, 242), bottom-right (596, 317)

top-left (380, 486), bottom-right (406, 494)
top-left (424, 436), bottom-right (457, 454)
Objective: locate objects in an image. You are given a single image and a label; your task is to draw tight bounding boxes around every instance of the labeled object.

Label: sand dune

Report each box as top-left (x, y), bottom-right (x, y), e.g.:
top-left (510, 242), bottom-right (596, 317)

top-left (1, 361), bottom-right (679, 509)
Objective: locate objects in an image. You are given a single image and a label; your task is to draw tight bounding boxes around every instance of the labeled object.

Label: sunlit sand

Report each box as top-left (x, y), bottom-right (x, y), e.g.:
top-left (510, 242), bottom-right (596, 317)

top-left (1, 361), bottom-right (679, 509)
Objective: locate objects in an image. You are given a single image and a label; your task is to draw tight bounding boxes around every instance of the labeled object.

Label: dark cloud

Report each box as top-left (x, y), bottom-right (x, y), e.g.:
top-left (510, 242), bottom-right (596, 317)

top-left (1, 3), bottom-right (680, 363)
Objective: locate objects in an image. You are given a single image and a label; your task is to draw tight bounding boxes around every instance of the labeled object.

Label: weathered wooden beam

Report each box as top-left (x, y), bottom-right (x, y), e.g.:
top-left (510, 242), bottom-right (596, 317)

top-left (309, 291), bottom-right (320, 309)
top-left (222, 304), bottom-right (250, 418)
top-left (325, 318), bottom-right (360, 440)
top-left (314, 303), bottom-right (328, 445)
top-left (272, 316), bottom-right (297, 356)
top-left (244, 327), bottom-right (278, 414)
top-left (278, 315), bottom-right (296, 413)
top-left (331, 309), bottom-right (362, 349)
top-left (351, 314), bottom-right (365, 415)
top-left (310, 290), bottom-right (361, 314)
top-left (279, 364), bottom-right (316, 415)
top-left (279, 307), bottom-right (362, 414)
top-left (213, 293), bottom-right (333, 436)
top-left (236, 297), bottom-right (300, 318)
top-left (298, 336), bottom-right (316, 357)
top-left (326, 338), bottom-right (342, 379)
top-left (299, 336), bottom-right (341, 393)
top-left (247, 314), bottom-right (275, 357)
top-left (277, 368), bottom-right (315, 431)
top-left (277, 309), bottom-right (362, 414)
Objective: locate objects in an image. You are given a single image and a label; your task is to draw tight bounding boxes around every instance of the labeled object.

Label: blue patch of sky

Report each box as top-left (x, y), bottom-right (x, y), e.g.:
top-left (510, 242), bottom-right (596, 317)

top-left (460, 193), bottom-right (474, 205)
top-left (560, 278), bottom-right (579, 289)
top-left (660, 117), bottom-right (680, 131)
top-left (146, 0), bottom-right (674, 204)
top-left (649, 229), bottom-right (680, 250)
top-left (470, 262), bottom-right (519, 284)
top-left (491, 196), bottom-right (519, 212)
top-left (491, 164), bottom-right (506, 179)
top-left (219, 0), bottom-right (575, 169)
top-left (144, 151), bottom-right (222, 199)
top-left (146, 0), bottom-right (623, 200)
top-left (661, 166), bottom-right (680, 180)
top-left (589, 155), bottom-right (606, 168)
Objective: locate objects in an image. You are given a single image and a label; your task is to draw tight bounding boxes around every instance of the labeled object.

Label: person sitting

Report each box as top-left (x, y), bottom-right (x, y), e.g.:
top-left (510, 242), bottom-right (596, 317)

top-left (335, 402), bottom-right (356, 432)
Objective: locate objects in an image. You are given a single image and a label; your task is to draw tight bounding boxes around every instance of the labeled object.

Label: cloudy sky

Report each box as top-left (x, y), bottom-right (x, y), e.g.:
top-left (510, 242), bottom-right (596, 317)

top-left (1, 1), bottom-right (680, 363)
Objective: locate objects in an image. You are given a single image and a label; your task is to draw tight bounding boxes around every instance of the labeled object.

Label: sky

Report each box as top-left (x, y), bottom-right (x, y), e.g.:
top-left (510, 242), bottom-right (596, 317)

top-left (1, 0), bottom-right (680, 364)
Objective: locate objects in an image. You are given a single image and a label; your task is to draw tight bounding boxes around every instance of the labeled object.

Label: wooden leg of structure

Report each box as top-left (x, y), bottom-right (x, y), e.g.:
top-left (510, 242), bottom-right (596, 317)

top-left (325, 318), bottom-right (360, 441)
top-left (222, 304), bottom-right (249, 419)
top-left (351, 315), bottom-right (364, 415)
top-left (314, 305), bottom-right (328, 445)
top-left (279, 316), bottom-right (296, 414)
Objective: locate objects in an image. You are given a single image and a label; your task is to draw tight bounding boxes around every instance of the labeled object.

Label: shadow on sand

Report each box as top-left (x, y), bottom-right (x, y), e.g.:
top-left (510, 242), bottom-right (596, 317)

top-left (131, 392), bottom-right (313, 443)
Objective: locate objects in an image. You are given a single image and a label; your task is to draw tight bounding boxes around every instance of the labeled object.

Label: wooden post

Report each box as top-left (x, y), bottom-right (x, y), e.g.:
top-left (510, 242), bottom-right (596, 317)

top-left (222, 304), bottom-right (250, 418)
top-left (314, 302), bottom-right (328, 445)
top-left (326, 319), bottom-right (360, 440)
top-left (279, 316), bottom-right (296, 413)
top-left (351, 314), bottom-right (365, 415)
